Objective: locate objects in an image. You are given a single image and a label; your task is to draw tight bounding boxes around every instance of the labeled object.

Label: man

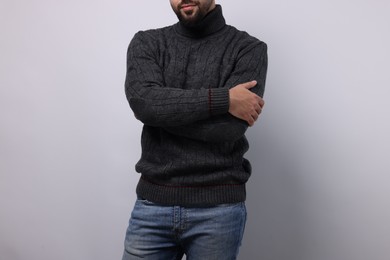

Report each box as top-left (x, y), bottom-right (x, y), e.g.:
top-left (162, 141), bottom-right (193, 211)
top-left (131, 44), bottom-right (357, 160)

top-left (122, 0), bottom-right (267, 259)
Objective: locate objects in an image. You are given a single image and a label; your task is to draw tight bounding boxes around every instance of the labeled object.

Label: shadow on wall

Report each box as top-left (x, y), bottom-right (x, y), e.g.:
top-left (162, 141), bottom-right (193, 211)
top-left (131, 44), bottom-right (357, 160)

top-left (239, 126), bottom-right (308, 260)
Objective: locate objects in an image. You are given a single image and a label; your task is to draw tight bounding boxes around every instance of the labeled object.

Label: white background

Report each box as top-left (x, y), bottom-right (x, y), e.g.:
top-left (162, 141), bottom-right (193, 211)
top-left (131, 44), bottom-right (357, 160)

top-left (1, 0), bottom-right (389, 259)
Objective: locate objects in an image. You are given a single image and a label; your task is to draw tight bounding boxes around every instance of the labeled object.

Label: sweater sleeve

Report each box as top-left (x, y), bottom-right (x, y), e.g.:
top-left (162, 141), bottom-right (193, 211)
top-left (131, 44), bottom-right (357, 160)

top-left (164, 40), bottom-right (268, 143)
top-left (125, 32), bottom-right (230, 127)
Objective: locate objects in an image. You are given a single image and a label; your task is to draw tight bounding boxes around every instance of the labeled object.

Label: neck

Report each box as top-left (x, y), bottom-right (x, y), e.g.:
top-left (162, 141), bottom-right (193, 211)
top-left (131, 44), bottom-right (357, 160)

top-left (174, 5), bottom-right (226, 39)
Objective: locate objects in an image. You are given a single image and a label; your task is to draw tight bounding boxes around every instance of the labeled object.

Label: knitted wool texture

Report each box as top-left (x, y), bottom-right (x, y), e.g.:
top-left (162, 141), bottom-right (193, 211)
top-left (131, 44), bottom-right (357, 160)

top-left (125, 5), bottom-right (268, 206)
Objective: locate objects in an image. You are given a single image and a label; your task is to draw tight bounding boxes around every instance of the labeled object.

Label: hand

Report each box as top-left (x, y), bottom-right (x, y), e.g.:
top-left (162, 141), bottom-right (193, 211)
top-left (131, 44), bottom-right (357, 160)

top-left (228, 80), bottom-right (265, 126)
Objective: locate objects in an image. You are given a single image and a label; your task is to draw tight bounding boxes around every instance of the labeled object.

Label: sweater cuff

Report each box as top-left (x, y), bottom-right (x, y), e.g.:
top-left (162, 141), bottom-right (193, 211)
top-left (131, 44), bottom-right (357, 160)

top-left (209, 87), bottom-right (229, 116)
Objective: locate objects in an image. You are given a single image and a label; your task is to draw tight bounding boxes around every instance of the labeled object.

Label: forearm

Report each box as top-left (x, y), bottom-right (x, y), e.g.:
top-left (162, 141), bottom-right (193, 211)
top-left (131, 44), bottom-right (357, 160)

top-left (125, 32), bottom-right (229, 127)
top-left (164, 114), bottom-right (248, 143)
top-left (126, 80), bottom-right (229, 127)
top-left (164, 41), bottom-right (268, 140)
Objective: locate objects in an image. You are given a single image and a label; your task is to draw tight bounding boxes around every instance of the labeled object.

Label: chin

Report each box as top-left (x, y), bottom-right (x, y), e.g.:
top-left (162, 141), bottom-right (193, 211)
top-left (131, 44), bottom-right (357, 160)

top-left (179, 11), bottom-right (201, 24)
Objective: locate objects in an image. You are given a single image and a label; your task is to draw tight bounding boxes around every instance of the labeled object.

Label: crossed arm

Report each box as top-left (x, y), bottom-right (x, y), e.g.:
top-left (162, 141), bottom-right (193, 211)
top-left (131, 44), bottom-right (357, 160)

top-left (125, 32), bottom-right (268, 142)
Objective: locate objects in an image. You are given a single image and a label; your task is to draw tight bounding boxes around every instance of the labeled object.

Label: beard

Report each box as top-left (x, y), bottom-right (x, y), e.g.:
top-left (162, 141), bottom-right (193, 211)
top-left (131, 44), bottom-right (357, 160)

top-left (173, 0), bottom-right (214, 27)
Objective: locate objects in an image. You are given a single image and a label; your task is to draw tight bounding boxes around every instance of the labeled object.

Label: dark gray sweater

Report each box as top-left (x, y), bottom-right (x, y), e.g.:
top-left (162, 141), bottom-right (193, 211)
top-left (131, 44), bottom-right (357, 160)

top-left (125, 5), bottom-right (268, 206)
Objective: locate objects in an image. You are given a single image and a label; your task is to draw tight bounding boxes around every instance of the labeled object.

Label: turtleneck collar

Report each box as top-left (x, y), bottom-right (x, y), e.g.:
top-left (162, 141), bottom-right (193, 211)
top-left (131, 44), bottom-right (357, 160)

top-left (174, 5), bottom-right (226, 39)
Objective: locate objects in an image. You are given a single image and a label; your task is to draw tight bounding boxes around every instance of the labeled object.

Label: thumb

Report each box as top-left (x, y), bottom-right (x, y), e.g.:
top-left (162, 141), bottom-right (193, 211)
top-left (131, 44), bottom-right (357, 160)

top-left (242, 80), bottom-right (257, 89)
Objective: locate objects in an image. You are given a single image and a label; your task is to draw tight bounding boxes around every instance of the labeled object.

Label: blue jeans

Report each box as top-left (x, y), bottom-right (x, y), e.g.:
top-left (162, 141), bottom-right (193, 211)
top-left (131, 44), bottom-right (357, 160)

top-left (122, 198), bottom-right (247, 260)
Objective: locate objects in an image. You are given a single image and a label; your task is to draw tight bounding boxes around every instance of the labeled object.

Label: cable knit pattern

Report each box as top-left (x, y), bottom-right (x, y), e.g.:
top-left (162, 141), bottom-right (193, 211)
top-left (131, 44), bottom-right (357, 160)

top-left (125, 5), bottom-right (268, 206)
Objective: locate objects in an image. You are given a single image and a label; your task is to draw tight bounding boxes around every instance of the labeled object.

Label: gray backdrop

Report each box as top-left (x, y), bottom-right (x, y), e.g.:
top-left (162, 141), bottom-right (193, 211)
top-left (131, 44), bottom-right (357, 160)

top-left (1, 0), bottom-right (389, 259)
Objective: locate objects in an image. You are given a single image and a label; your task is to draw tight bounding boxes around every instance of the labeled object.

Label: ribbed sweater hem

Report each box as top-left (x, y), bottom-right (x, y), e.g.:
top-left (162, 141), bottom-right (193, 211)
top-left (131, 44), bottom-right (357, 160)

top-left (136, 177), bottom-right (246, 207)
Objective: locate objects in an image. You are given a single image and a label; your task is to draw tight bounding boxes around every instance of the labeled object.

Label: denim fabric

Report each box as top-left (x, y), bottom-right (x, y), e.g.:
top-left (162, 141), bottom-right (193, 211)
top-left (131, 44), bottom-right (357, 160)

top-left (122, 198), bottom-right (247, 260)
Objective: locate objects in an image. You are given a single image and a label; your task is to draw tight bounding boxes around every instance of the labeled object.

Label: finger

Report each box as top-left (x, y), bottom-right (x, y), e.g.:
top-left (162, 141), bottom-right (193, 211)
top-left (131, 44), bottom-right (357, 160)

top-left (258, 97), bottom-right (265, 108)
top-left (247, 115), bottom-right (255, 126)
top-left (252, 112), bottom-right (259, 121)
top-left (255, 104), bottom-right (262, 114)
top-left (242, 80), bottom-right (257, 89)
